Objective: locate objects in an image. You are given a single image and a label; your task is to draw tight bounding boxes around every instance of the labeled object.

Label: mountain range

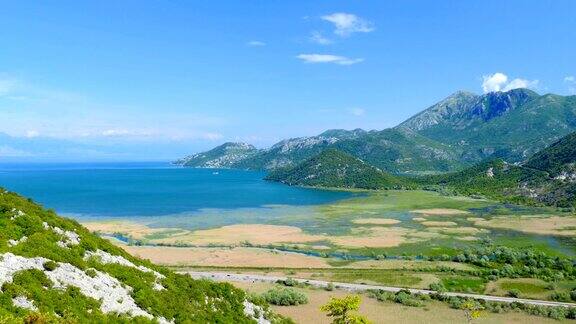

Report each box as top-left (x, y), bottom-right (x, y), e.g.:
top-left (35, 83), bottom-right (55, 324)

top-left (176, 89), bottom-right (576, 175)
top-left (266, 130), bottom-right (576, 209)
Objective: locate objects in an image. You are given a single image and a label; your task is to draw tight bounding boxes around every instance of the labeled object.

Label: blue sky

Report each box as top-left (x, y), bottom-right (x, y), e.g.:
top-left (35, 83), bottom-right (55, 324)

top-left (1, 1), bottom-right (575, 161)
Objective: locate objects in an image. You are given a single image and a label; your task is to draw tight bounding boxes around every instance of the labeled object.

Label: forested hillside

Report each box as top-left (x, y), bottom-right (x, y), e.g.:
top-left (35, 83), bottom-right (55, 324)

top-left (265, 149), bottom-right (411, 189)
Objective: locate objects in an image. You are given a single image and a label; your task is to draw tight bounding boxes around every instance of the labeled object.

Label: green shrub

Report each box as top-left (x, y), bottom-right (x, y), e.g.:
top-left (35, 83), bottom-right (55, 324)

top-left (262, 287), bottom-right (308, 306)
top-left (325, 282), bottom-right (335, 291)
top-left (276, 278), bottom-right (299, 287)
top-left (368, 289), bottom-right (424, 307)
top-left (550, 292), bottom-right (571, 302)
top-left (85, 269), bottom-right (97, 278)
top-left (548, 307), bottom-right (567, 320)
top-left (394, 290), bottom-right (424, 307)
top-left (429, 282), bottom-right (447, 293)
top-left (507, 289), bottom-right (520, 298)
top-left (545, 282), bottom-right (556, 290)
top-left (43, 261), bottom-right (58, 271)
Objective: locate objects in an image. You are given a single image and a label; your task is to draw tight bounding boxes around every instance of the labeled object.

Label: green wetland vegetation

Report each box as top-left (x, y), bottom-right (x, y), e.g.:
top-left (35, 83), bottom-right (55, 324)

top-left (118, 189), bottom-right (576, 315)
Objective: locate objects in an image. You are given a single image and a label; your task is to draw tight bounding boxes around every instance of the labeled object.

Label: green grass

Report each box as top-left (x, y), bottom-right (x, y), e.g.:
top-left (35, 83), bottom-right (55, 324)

top-left (331, 269), bottom-right (422, 287)
top-left (317, 190), bottom-right (491, 217)
top-left (440, 276), bottom-right (486, 294)
top-left (500, 281), bottom-right (548, 295)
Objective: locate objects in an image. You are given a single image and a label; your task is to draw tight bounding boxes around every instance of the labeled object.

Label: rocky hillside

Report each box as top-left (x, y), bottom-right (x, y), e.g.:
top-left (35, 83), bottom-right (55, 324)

top-left (178, 89), bottom-right (576, 175)
top-left (265, 149), bottom-right (410, 190)
top-left (0, 189), bottom-right (282, 323)
top-left (174, 142), bottom-right (259, 168)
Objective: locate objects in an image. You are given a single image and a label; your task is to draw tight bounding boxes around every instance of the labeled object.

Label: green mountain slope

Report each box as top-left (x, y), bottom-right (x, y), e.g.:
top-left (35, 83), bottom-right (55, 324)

top-left (0, 189), bottom-right (280, 323)
top-left (265, 149), bottom-right (410, 189)
top-left (174, 142), bottom-right (259, 168)
top-left (420, 159), bottom-right (547, 205)
top-left (524, 131), bottom-right (576, 176)
top-left (400, 89), bottom-right (576, 162)
top-left (423, 131), bottom-right (576, 208)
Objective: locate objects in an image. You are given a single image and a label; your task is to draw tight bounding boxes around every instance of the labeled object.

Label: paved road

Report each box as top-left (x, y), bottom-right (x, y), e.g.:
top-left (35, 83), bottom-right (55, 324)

top-left (184, 271), bottom-right (576, 308)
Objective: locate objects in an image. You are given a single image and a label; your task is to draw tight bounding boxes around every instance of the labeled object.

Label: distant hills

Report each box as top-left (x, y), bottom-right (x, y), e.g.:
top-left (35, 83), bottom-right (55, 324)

top-left (176, 129), bottom-right (459, 174)
top-left (265, 149), bottom-right (410, 190)
top-left (174, 142), bottom-right (258, 168)
top-left (176, 89), bottom-right (576, 175)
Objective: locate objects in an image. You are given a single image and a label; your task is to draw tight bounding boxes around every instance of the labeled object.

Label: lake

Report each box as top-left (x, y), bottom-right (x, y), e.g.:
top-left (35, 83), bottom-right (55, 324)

top-left (0, 162), bottom-right (355, 227)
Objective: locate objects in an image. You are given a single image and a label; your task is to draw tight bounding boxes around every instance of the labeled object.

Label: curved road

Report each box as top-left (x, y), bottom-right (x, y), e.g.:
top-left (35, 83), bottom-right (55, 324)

top-left (184, 271), bottom-right (576, 308)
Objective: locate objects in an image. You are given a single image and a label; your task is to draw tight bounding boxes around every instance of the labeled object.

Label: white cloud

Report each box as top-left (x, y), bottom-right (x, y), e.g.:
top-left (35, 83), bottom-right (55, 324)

top-left (309, 31), bottom-right (333, 45)
top-left (102, 129), bottom-right (131, 137)
top-left (349, 108), bottom-right (365, 116)
top-left (201, 132), bottom-right (223, 140)
top-left (25, 130), bottom-right (39, 138)
top-left (502, 78), bottom-right (539, 92)
top-left (247, 40), bottom-right (266, 47)
top-left (100, 129), bottom-right (154, 138)
top-left (481, 73), bottom-right (508, 92)
top-left (481, 72), bottom-right (538, 93)
top-left (296, 54), bottom-right (363, 65)
top-left (321, 13), bottom-right (374, 37)
top-left (565, 76), bottom-right (575, 82)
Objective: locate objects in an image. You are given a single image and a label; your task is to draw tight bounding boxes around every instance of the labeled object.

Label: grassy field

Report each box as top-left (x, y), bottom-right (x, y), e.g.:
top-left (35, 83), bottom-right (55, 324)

top-left (87, 190), bottom-right (576, 305)
top-left (170, 264), bottom-right (576, 301)
top-left (231, 281), bottom-right (572, 324)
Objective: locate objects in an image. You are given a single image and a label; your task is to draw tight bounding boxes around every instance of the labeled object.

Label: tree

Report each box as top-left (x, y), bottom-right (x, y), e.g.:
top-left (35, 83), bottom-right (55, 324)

top-left (461, 300), bottom-right (483, 324)
top-left (320, 295), bottom-right (371, 324)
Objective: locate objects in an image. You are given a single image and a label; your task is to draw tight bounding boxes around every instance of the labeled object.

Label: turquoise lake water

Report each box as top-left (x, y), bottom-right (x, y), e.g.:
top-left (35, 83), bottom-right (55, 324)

top-left (0, 162), bottom-right (355, 228)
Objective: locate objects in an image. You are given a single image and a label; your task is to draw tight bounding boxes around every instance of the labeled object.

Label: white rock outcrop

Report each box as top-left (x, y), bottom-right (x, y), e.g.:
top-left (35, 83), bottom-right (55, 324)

top-left (84, 250), bottom-right (165, 290)
top-left (12, 296), bottom-right (38, 311)
top-left (8, 236), bottom-right (27, 247)
top-left (42, 222), bottom-right (81, 248)
top-left (243, 300), bottom-right (270, 324)
top-left (47, 262), bottom-right (152, 319)
top-left (10, 208), bottom-right (25, 220)
top-left (0, 253), bottom-right (155, 319)
top-left (0, 253), bottom-right (45, 286)
top-left (486, 167), bottom-right (494, 178)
